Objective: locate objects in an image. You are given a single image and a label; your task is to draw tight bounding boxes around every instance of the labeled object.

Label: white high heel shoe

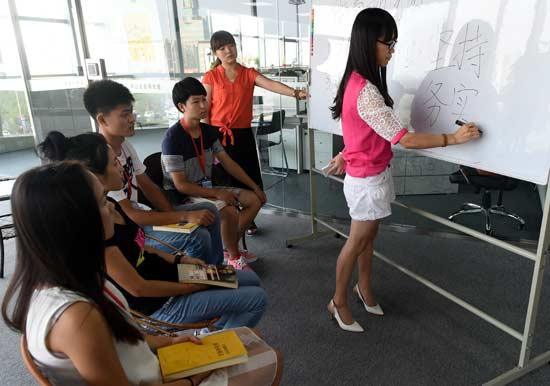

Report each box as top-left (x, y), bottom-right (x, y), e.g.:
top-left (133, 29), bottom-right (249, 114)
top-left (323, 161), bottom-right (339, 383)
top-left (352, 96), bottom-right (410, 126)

top-left (353, 284), bottom-right (384, 316)
top-left (328, 300), bottom-right (364, 333)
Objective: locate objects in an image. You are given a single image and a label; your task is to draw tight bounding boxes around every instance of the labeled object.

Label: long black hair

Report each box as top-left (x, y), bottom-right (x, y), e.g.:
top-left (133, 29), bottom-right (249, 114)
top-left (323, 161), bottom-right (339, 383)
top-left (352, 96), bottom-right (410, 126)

top-left (1, 162), bottom-right (142, 343)
top-left (37, 131), bottom-right (110, 174)
top-left (331, 8), bottom-right (398, 119)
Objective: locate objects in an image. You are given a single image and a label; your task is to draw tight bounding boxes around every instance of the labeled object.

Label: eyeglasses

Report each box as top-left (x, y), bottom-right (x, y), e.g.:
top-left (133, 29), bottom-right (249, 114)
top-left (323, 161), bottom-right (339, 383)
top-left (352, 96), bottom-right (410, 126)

top-left (377, 40), bottom-right (397, 50)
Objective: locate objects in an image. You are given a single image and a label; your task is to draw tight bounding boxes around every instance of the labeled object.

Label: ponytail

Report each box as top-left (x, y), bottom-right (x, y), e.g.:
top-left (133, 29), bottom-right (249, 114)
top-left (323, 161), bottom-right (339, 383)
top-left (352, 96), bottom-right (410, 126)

top-left (37, 131), bottom-right (70, 162)
top-left (211, 57), bottom-right (222, 69)
top-left (37, 131), bottom-right (110, 175)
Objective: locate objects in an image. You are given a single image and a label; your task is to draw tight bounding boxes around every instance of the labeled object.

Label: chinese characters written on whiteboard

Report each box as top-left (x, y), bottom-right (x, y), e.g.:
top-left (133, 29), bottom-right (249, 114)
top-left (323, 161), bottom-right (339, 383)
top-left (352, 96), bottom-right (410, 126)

top-left (413, 22), bottom-right (491, 130)
top-left (435, 23), bottom-right (489, 78)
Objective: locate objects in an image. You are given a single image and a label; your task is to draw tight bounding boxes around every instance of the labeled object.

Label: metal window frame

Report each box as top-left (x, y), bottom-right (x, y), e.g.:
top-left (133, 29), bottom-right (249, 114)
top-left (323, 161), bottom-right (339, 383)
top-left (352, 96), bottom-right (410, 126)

top-left (7, 0), bottom-right (37, 142)
top-left (4, 0), bottom-right (92, 144)
top-left (17, 10), bottom-right (82, 78)
top-left (18, 16), bottom-right (70, 23)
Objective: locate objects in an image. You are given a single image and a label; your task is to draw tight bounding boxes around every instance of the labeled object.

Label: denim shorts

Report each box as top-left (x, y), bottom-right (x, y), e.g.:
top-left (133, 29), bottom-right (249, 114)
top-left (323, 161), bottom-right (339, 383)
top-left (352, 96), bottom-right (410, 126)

top-left (343, 167), bottom-right (395, 221)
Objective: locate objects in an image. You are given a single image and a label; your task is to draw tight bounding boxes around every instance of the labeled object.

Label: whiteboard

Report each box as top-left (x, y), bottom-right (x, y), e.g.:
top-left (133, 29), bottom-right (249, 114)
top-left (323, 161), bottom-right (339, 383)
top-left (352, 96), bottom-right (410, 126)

top-left (309, 0), bottom-right (550, 185)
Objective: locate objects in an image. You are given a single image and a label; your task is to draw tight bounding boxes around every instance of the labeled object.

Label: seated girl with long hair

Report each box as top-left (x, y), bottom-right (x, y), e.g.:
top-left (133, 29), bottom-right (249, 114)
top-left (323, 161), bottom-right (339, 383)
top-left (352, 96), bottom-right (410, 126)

top-left (37, 131), bottom-right (268, 330)
top-left (1, 162), bottom-right (281, 385)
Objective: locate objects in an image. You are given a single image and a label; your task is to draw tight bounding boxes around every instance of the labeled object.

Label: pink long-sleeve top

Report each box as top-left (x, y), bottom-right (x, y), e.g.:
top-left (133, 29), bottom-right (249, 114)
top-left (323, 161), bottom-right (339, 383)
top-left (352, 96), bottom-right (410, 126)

top-left (341, 71), bottom-right (408, 178)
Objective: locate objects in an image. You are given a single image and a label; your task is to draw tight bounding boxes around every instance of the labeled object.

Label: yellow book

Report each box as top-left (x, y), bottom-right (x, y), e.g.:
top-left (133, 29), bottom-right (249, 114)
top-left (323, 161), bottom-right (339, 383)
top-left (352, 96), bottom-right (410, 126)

top-left (152, 222), bottom-right (199, 234)
top-left (158, 330), bottom-right (248, 381)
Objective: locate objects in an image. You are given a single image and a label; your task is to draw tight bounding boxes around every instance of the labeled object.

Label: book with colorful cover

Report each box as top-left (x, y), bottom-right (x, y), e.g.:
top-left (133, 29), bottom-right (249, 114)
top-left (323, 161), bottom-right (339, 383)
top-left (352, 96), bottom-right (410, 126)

top-left (177, 264), bottom-right (238, 289)
top-left (152, 222), bottom-right (199, 234)
top-left (157, 330), bottom-right (248, 381)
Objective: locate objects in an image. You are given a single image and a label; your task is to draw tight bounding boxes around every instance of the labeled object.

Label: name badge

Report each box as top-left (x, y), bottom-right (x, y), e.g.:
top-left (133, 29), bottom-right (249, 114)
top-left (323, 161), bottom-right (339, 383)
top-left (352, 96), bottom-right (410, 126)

top-left (199, 178), bottom-right (213, 189)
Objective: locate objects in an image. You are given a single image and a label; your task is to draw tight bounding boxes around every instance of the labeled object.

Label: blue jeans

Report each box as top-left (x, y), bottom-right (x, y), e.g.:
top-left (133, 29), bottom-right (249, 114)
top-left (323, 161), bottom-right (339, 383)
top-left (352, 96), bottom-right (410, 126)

top-left (144, 201), bottom-right (224, 264)
top-left (150, 270), bottom-right (267, 329)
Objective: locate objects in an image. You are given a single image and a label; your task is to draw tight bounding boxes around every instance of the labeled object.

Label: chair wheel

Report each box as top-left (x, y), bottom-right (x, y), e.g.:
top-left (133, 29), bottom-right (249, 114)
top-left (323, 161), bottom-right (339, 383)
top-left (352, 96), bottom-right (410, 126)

top-left (485, 229), bottom-right (495, 236)
top-left (334, 233), bottom-right (341, 239)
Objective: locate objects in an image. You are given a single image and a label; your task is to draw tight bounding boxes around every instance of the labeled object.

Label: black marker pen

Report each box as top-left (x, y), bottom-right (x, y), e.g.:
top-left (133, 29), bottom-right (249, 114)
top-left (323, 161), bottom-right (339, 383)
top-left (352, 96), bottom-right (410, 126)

top-left (455, 119), bottom-right (483, 135)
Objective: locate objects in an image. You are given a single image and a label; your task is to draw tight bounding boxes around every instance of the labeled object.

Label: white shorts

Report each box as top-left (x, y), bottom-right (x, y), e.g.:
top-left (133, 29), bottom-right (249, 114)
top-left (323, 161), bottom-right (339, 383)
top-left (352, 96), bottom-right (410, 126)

top-left (343, 168), bottom-right (395, 221)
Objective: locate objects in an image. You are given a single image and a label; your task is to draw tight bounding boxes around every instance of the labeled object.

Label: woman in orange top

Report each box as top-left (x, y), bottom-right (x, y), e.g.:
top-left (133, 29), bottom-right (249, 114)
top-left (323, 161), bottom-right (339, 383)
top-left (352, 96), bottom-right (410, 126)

top-left (203, 30), bottom-right (307, 235)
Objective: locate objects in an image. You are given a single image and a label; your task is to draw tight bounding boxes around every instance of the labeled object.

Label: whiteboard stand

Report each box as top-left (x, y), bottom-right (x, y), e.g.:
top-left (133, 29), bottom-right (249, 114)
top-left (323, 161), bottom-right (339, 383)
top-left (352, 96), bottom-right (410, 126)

top-left (286, 128), bottom-right (550, 385)
top-left (286, 127), bottom-right (333, 248)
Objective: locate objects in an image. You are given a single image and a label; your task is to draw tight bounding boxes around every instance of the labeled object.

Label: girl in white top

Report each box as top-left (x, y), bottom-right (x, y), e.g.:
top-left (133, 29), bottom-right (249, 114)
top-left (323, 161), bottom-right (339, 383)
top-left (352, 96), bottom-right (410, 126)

top-left (26, 281), bottom-right (160, 385)
top-left (1, 162), bottom-right (282, 386)
top-left (1, 162), bottom-right (212, 386)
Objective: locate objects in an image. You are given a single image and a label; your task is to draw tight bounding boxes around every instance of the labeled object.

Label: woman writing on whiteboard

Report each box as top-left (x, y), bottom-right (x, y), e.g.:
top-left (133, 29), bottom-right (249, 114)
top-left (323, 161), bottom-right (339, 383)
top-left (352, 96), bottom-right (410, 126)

top-left (326, 8), bottom-right (481, 332)
top-left (203, 30), bottom-right (307, 237)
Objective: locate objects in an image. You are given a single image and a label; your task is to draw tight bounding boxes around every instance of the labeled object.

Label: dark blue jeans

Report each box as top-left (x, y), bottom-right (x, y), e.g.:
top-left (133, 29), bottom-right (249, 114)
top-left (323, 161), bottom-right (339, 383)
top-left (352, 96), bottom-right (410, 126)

top-left (143, 201), bottom-right (224, 264)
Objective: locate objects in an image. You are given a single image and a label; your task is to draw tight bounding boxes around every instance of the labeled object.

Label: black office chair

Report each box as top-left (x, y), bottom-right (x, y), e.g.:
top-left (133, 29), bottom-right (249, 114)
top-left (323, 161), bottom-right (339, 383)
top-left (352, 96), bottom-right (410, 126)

top-left (254, 110), bottom-right (288, 177)
top-left (141, 152), bottom-right (247, 251)
top-left (448, 166), bottom-right (525, 235)
top-left (143, 152), bottom-right (164, 186)
top-left (137, 152), bottom-right (164, 209)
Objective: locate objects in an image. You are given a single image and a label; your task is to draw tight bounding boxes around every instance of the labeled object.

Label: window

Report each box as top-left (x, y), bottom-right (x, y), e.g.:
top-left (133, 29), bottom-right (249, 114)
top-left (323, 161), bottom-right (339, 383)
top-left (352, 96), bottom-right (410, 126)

top-left (82, 0), bottom-right (178, 129)
top-left (0, 2), bottom-right (32, 137)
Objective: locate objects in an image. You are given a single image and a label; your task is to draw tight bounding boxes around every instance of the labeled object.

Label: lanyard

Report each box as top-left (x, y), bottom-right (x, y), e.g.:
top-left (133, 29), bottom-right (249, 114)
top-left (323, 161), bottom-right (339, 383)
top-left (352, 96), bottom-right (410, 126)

top-left (180, 117), bottom-right (206, 176)
top-left (119, 146), bottom-right (133, 199)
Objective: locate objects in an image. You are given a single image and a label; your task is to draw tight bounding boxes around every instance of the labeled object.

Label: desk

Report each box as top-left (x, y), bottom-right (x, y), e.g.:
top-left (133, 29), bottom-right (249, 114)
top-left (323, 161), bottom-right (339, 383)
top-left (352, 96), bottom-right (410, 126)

top-left (0, 178), bottom-right (15, 278)
top-left (252, 107), bottom-right (307, 174)
top-left (0, 178), bottom-right (15, 202)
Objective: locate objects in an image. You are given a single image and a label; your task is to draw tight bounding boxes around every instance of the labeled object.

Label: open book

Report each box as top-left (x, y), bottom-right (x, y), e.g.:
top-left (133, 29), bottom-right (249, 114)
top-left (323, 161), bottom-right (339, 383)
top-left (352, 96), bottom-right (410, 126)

top-left (152, 222), bottom-right (199, 234)
top-left (177, 264), bottom-right (238, 289)
top-left (158, 330), bottom-right (248, 381)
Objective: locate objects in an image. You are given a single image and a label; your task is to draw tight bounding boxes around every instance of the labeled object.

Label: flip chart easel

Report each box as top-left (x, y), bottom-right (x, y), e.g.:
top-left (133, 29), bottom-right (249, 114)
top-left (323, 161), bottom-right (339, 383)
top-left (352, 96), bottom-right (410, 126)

top-left (288, 1), bottom-right (550, 383)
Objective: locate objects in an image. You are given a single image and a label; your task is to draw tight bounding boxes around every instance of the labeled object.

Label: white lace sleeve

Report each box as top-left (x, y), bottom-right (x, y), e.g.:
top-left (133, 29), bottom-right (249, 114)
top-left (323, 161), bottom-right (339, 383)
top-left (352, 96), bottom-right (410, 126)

top-left (357, 82), bottom-right (406, 143)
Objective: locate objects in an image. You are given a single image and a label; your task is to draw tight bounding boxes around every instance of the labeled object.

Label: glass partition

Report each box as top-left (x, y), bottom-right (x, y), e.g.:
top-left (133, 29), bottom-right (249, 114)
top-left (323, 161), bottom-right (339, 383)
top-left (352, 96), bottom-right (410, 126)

top-left (81, 0), bottom-right (178, 129)
top-left (171, 0), bottom-right (312, 214)
top-left (0, 0), bottom-right (331, 220)
top-left (12, 0), bottom-right (91, 143)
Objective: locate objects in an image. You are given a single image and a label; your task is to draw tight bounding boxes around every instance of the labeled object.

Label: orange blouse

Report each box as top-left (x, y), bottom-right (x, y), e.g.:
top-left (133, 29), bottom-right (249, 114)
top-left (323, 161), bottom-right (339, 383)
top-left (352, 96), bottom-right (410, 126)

top-left (203, 64), bottom-right (259, 145)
